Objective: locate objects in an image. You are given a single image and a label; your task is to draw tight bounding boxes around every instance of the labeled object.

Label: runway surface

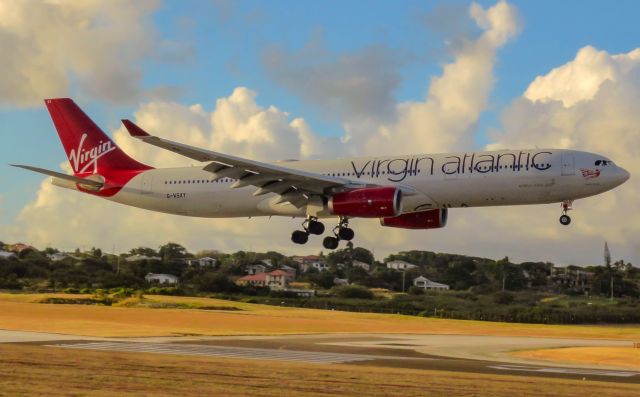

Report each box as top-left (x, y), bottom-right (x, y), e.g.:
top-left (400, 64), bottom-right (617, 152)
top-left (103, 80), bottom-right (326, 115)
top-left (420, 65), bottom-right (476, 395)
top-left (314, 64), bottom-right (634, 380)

top-left (2, 330), bottom-right (639, 384)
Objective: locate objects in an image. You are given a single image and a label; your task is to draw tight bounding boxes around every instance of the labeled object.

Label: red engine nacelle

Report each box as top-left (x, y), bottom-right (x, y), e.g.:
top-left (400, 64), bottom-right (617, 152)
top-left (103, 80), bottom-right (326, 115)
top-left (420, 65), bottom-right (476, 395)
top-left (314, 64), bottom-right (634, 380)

top-left (329, 187), bottom-right (402, 218)
top-left (380, 208), bottom-right (448, 229)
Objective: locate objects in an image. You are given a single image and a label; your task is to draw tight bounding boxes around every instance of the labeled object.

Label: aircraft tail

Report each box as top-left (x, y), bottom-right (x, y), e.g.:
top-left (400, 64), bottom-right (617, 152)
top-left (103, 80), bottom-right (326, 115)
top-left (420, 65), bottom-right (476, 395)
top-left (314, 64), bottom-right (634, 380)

top-left (45, 98), bottom-right (151, 176)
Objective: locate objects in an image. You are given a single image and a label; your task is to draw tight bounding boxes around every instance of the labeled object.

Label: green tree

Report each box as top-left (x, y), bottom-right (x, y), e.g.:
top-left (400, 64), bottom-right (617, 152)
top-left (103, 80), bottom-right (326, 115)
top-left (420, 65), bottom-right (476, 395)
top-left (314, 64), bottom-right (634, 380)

top-left (159, 242), bottom-right (189, 261)
top-left (129, 247), bottom-right (159, 257)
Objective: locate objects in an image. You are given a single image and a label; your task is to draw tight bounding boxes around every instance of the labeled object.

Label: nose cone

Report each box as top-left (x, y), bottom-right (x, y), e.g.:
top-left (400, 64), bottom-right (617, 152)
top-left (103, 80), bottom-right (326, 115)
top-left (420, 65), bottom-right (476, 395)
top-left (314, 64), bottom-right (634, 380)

top-left (617, 167), bottom-right (631, 185)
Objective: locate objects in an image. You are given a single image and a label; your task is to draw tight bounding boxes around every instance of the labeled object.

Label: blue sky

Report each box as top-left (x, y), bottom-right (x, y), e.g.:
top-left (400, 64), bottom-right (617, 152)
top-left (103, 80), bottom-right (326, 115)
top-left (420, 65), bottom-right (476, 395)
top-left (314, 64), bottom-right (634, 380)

top-left (1, 0), bottom-right (639, 262)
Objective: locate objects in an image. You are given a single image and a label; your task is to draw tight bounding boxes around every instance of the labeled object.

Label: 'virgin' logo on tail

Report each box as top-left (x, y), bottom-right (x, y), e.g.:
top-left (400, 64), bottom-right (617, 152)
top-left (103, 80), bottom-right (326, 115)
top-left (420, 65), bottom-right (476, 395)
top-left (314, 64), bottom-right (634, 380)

top-left (68, 133), bottom-right (116, 174)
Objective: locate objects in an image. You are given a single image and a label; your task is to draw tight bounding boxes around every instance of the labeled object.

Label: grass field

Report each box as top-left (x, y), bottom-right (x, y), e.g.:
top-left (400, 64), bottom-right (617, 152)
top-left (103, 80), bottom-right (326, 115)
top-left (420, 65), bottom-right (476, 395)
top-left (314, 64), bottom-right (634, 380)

top-left (0, 292), bottom-right (639, 339)
top-left (0, 344), bottom-right (638, 397)
top-left (514, 347), bottom-right (640, 370)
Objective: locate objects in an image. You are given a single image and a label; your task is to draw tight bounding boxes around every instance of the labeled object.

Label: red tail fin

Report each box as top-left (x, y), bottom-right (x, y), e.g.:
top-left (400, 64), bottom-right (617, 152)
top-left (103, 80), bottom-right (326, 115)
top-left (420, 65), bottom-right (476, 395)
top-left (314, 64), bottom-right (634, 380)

top-left (45, 98), bottom-right (151, 176)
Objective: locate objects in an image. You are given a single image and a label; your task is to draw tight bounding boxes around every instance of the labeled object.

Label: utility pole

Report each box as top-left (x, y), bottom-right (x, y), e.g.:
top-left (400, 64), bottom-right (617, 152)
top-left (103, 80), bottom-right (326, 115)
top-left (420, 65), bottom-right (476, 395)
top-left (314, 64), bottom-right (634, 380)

top-left (402, 269), bottom-right (406, 293)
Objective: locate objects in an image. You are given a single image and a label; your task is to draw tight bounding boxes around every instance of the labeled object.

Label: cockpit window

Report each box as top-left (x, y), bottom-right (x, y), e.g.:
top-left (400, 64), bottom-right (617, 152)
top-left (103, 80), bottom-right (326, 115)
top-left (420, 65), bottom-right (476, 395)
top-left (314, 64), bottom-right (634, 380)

top-left (595, 160), bottom-right (612, 166)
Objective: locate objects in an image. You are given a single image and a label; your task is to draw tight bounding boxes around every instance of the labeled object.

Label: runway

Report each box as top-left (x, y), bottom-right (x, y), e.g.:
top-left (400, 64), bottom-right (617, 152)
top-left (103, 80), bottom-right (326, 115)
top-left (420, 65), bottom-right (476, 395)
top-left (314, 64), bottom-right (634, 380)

top-left (2, 330), bottom-right (638, 384)
top-left (47, 341), bottom-right (422, 364)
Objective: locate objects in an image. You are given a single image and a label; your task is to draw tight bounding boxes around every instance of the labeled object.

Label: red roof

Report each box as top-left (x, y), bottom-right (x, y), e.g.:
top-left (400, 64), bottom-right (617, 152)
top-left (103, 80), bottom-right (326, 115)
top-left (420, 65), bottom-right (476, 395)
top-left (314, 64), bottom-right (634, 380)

top-left (267, 270), bottom-right (292, 277)
top-left (237, 273), bottom-right (267, 282)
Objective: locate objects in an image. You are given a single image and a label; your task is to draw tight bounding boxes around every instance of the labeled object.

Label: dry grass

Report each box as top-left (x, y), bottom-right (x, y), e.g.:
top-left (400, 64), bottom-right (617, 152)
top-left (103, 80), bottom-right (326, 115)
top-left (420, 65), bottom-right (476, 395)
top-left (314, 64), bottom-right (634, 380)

top-left (0, 293), bottom-right (639, 339)
top-left (0, 344), bottom-right (638, 397)
top-left (513, 347), bottom-right (640, 370)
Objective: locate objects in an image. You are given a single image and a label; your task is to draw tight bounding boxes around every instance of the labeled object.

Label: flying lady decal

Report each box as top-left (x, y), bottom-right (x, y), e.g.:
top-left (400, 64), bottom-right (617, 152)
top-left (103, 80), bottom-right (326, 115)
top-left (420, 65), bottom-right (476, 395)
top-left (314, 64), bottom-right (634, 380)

top-left (580, 168), bottom-right (601, 179)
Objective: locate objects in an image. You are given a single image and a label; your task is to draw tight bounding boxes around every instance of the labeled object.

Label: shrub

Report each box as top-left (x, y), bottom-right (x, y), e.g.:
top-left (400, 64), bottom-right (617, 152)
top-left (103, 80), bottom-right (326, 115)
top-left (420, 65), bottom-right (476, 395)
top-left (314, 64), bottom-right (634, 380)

top-left (332, 285), bottom-right (374, 299)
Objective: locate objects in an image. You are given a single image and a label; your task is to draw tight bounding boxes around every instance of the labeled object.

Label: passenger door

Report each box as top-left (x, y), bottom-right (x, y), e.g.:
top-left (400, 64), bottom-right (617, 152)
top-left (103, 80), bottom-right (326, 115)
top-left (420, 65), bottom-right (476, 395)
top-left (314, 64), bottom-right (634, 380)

top-left (561, 152), bottom-right (575, 176)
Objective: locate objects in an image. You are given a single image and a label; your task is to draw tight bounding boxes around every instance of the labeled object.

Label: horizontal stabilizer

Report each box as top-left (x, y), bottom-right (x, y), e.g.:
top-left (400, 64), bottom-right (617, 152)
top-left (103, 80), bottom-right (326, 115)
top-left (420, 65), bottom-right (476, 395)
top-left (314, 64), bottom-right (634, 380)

top-left (10, 164), bottom-right (104, 188)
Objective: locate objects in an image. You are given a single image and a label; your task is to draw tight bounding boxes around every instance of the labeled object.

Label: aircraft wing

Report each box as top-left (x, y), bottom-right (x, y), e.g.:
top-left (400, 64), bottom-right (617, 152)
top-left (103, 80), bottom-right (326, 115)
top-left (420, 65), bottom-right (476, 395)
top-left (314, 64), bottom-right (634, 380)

top-left (121, 120), bottom-right (364, 207)
top-left (10, 164), bottom-right (104, 188)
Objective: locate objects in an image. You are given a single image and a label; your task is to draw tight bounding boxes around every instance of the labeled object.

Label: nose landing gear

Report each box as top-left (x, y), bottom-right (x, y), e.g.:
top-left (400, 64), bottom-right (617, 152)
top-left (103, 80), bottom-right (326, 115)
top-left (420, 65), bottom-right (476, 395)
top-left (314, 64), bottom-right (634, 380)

top-left (559, 200), bottom-right (573, 226)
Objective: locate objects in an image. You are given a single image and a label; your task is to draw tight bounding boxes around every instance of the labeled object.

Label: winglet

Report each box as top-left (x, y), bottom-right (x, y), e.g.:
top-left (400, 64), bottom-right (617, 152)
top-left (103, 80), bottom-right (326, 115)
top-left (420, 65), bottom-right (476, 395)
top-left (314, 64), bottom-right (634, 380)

top-left (122, 119), bottom-right (150, 137)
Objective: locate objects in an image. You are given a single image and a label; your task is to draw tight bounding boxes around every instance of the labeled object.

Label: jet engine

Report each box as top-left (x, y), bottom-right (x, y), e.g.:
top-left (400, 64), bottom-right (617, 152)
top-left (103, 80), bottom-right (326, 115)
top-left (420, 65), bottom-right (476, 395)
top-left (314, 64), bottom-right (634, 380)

top-left (380, 208), bottom-right (448, 229)
top-left (329, 187), bottom-right (402, 218)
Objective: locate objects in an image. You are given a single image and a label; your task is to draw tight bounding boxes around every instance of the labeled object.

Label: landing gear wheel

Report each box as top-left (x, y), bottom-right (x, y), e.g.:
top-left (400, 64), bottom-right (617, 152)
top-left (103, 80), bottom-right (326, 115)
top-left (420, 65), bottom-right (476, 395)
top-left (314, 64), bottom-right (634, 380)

top-left (307, 220), bottom-right (325, 235)
top-left (322, 236), bottom-right (339, 250)
top-left (559, 215), bottom-right (571, 226)
top-left (337, 227), bottom-right (354, 241)
top-left (291, 230), bottom-right (309, 244)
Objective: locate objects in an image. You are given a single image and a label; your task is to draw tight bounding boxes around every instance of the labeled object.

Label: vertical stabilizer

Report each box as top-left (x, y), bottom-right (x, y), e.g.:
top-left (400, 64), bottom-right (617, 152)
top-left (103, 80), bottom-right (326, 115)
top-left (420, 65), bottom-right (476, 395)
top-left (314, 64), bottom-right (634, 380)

top-left (45, 98), bottom-right (151, 176)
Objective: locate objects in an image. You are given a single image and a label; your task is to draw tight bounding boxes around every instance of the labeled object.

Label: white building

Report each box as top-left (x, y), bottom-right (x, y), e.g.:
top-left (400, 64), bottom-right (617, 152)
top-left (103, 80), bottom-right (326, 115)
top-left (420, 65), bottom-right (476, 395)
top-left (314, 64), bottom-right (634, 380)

top-left (47, 252), bottom-right (69, 262)
top-left (333, 278), bottom-right (349, 286)
top-left (0, 251), bottom-right (17, 260)
top-left (246, 263), bottom-right (268, 275)
top-left (188, 257), bottom-right (217, 267)
top-left (413, 276), bottom-right (449, 291)
top-left (386, 260), bottom-right (417, 271)
top-left (266, 270), bottom-right (294, 290)
top-left (352, 260), bottom-right (371, 272)
top-left (145, 273), bottom-right (179, 284)
top-left (301, 261), bottom-right (329, 273)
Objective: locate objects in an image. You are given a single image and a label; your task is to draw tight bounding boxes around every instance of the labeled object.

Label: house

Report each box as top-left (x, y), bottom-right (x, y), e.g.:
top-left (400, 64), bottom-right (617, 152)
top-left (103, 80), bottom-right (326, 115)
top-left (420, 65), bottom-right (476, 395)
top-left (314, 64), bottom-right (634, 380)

top-left (280, 264), bottom-right (297, 277)
top-left (7, 243), bottom-right (34, 253)
top-left (126, 254), bottom-right (162, 262)
top-left (188, 257), bottom-right (217, 267)
top-left (145, 273), bottom-right (179, 284)
top-left (413, 276), bottom-right (449, 291)
top-left (292, 255), bottom-right (327, 272)
top-left (386, 260), bottom-right (417, 271)
top-left (266, 270), bottom-right (294, 290)
top-left (352, 260), bottom-right (371, 272)
top-left (47, 252), bottom-right (69, 262)
top-left (246, 263), bottom-right (268, 275)
top-left (261, 259), bottom-right (273, 267)
top-left (236, 269), bottom-right (294, 290)
top-left (236, 273), bottom-right (268, 287)
top-left (333, 278), bottom-right (349, 286)
top-left (551, 266), bottom-right (594, 290)
top-left (0, 251), bottom-right (18, 260)
top-left (301, 261), bottom-right (329, 272)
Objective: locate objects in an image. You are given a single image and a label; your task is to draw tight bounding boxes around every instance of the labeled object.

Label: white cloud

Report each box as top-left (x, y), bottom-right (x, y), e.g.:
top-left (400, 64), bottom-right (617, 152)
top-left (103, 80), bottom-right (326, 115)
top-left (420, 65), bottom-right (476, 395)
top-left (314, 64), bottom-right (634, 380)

top-left (263, 36), bottom-right (404, 124)
top-left (346, 0), bottom-right (520, 156)
top-left (524, 46), bottom-right (640, 107)
top-left (0, 0), bottom-right (186, 106)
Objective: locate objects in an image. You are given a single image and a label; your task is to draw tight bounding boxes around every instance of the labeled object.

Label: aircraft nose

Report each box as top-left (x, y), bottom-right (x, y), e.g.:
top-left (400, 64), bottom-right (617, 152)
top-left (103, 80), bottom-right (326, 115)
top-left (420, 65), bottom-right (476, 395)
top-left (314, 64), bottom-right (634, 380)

top-left (618, 166), bottom-right (630, 184)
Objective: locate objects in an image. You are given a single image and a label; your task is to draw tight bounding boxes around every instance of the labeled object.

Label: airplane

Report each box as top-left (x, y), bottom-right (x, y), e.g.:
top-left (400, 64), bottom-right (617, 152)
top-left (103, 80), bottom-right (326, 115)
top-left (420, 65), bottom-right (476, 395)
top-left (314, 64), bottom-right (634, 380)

top-left (12, 98), bottom-right (630, 250)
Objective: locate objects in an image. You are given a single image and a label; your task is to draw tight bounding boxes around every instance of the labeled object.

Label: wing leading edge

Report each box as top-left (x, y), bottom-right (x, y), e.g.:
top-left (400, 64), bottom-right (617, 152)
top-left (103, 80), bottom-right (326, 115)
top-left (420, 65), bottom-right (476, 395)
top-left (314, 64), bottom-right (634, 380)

top-left (121, 120), bottom-right (364, 207)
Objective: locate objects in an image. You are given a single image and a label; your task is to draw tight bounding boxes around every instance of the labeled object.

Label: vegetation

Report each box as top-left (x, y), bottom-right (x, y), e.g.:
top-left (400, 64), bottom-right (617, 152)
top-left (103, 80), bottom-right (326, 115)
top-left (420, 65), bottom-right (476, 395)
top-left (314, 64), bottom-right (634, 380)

top-left (1, 241), bottom-right (639, 325)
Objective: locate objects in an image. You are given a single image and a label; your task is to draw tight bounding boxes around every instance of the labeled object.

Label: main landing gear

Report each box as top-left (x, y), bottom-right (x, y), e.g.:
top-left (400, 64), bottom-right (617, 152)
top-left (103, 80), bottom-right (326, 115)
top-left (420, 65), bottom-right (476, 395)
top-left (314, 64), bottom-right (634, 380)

top-left (291, 216), bottom-right (325, 245)
top-left (322, 217), bottom-right (354, 250)
top-left (559, 200), bottom-right (573, 226)
top-left (291, 216), bottom-right (354, 250)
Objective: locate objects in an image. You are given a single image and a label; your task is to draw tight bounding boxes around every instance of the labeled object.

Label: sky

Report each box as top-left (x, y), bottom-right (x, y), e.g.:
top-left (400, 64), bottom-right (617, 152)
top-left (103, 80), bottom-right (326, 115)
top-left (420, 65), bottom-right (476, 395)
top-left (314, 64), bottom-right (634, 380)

top-left (1, 0), bottom-right (639, 265)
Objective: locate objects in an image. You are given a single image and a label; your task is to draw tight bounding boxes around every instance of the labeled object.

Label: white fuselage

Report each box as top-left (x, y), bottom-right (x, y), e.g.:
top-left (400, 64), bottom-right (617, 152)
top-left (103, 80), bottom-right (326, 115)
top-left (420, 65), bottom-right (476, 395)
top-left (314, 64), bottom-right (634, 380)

top-left (57, 149), bottom-right (629, 219)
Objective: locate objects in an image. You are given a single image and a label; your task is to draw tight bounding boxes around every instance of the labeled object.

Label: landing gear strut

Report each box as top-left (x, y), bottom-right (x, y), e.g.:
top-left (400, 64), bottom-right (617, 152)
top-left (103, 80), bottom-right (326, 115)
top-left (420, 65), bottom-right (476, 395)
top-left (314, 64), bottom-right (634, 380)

top-left (322, 217), bottom-right (355, 250)
top-left (291, 216), bottom-right (325, 244)
top-left (559, 200), bottom-right (573, 226)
